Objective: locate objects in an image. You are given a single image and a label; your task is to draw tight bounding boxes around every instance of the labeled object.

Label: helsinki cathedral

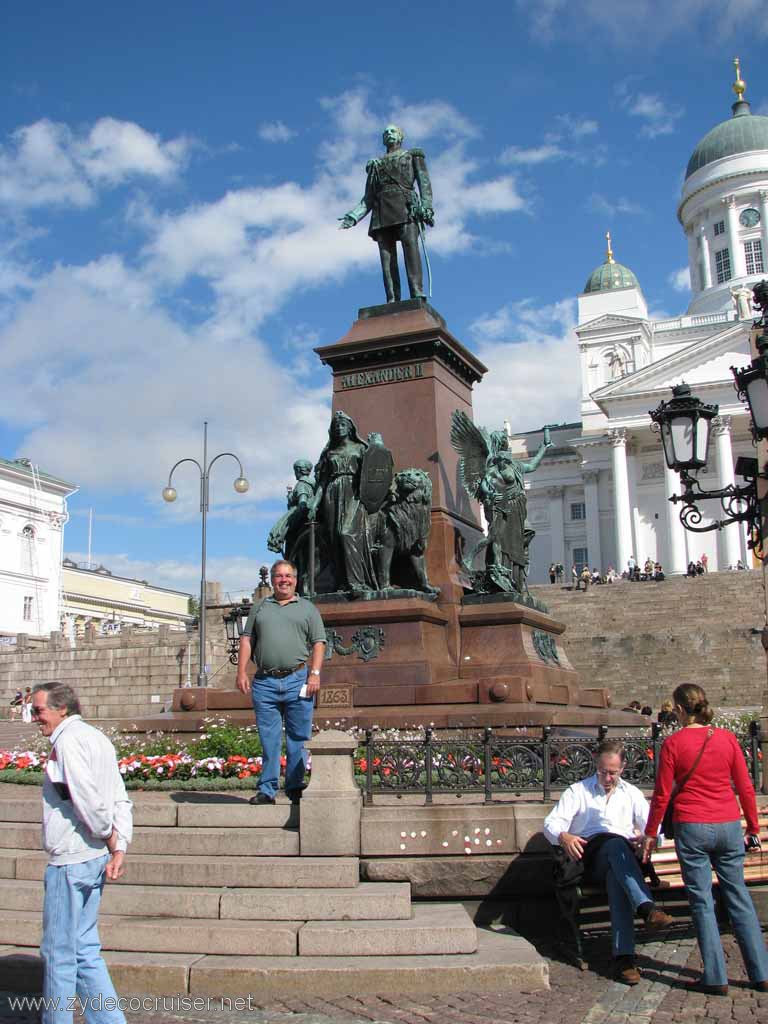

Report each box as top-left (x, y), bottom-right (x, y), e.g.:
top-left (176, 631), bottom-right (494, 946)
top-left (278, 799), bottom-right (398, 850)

top-left (512, 60), bottom-right (768, 582)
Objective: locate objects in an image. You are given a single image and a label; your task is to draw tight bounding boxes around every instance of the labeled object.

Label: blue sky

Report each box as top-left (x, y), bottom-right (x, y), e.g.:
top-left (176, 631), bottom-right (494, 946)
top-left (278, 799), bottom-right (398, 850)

top-left (2, 1), bottom-right (767, 598)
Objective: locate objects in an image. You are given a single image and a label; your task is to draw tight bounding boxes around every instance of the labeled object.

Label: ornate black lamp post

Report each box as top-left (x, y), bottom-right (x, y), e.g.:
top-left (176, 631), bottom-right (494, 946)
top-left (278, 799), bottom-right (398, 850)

top-left (223, 599), bottom-right (252, 665)
top-left (649, 282), bottom-right (768, 555)
top-left (162, 422), bottom-right (249, 686)
top-left (649, 384), bottom-right (761, 543)
top-left (732, 282), bottom-right (768, 441)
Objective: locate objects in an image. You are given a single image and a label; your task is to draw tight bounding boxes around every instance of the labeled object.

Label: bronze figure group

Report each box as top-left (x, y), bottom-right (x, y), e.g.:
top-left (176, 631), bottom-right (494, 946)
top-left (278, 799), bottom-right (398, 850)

top-left (268, 411), bottom-right (438, 598)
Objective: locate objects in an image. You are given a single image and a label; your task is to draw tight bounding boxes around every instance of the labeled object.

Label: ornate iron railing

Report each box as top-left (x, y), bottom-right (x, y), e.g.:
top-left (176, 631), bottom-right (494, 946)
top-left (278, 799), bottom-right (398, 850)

top-left (358, 721), bottom-right (762, 804)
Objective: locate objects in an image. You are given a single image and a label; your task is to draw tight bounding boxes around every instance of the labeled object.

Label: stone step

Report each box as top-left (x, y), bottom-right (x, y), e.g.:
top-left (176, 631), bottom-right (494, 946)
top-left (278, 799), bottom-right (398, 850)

top-left (298, 903), bottom-right (477, 956)
top-left (220, 882), bottom-right (412, 921)
top-left (174, 801), bottom-right (298, 829)
top-left (0, 904), bottom-right (475, 958)
top-left (0, 928), bottom-right (549, 997)
top-left (0, 878), bottom-right (221, 919)
top-left (0, 909), bottom-right (302, 956)
top-left (0, 790), bottom-right (298, 830)
top-left (10, 851), bottom-right (360, 889)
top-left (0, 878), bottom-right (411, 921)
top-left (0, 823), bottom-right (299, 857)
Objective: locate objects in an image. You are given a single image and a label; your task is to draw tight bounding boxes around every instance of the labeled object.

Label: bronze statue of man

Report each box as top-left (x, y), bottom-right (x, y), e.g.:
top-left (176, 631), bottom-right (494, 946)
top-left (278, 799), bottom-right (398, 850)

top-left (340, 124), bottom-right (434, 303)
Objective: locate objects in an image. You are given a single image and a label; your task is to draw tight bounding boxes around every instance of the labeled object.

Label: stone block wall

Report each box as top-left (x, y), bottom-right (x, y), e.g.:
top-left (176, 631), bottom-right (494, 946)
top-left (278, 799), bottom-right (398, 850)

top-left (530, 569), bottom-right (768, 711)
top-left (0, 622), bottom-right (230, 722)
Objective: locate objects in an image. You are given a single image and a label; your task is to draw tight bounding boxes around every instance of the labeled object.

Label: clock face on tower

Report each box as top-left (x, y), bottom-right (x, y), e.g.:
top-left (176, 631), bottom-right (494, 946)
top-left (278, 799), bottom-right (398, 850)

top-left (739, 207), bottom-right (761, 228)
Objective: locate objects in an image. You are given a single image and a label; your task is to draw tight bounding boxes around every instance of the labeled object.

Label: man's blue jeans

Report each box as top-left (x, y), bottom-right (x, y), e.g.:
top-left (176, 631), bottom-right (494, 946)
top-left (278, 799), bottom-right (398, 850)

top-left (251, 669), bottom-right (314, 798)
top-left (41, 853), bottom-right (124, 1024)
top-left (589, 837), bottom-right (653, 957)
top-left (675, 820), bottom-right (768, 987)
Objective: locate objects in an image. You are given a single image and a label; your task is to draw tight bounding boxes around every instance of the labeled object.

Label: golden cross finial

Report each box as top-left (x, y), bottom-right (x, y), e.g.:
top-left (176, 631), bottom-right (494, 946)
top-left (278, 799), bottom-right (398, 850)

top-left (733, 57), bottom-right (746, 102)
top-left (605, 231), bottom-right (614, 264)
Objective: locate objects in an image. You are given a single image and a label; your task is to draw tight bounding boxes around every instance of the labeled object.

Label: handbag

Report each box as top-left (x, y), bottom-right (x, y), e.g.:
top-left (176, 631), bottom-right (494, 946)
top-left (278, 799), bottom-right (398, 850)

top-left (660, 727), bottom-right (713, 839)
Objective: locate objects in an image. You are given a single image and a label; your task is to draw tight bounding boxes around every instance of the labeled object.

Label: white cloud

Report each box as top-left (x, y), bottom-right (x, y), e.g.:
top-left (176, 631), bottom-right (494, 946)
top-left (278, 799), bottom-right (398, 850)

top-left (517, 0), bottom-right (768, 45)
top-left (588, 193), bottom-right (645, 217)
top-left (554, 114), bottom-right (598, 139)
top-left (668, 266), bottom-right (691, 292)
top-left (258, 121), bottom-right (296, 143)
top-left (0, 89), bottom-right (528, 511)
top-left (470, 299), bottom-right (581, 430)
top-left (499, 112), bottom-right (601, 168)
top-left (64, 549), bottom-right (269, 600)
top-left (624, 91), bottom-right (684, 138)
top-left (387, 100), bottom-right (479, 142)
top-left (499, 144), bottom-right (565, 166)
top-left (0, 117), bottom-right (191, 210)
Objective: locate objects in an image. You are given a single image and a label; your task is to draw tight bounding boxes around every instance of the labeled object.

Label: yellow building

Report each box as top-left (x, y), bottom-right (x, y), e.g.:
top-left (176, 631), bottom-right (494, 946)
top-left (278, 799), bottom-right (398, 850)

top-left (61, 560), bottom-right (193, 637)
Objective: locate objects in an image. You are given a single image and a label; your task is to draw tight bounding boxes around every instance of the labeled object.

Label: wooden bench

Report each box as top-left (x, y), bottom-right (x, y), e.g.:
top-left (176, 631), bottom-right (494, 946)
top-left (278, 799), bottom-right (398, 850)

top-left (574, 810), bottom-right (768, 937)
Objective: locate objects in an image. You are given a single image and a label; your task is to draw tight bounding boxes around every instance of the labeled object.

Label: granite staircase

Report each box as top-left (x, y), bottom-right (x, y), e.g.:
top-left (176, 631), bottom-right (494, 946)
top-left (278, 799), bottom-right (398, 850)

top-left (530, 570), bottom-right (767, 711)
top-left (0, 785), bottom-right (548, 999)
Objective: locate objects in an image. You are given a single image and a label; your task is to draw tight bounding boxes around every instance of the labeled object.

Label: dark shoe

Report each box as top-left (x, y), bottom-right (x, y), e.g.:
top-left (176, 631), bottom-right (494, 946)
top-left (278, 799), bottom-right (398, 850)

top-left (753, 980), bottom-right (768, 992)
top-left (683, 977), bottom-right (729, 996)
top-left (613, 956), bottom-right (640, 985)
top-left (285, 788), bottom-right (303, 804)
top-left (249, 792), bottom-right (276, 806)
top-left (644, 907), bottom-right (674, 931)
top-left (557, 945), bottom-right (588, 971)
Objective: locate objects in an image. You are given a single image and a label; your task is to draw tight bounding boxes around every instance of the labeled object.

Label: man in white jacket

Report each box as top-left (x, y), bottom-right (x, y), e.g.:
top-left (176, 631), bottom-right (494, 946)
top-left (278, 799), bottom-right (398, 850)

top-left (32, 682), bottom-right (133, 1024)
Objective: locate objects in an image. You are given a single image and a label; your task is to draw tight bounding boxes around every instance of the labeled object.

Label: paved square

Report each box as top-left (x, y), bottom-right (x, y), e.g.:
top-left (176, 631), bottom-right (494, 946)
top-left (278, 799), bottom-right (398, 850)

top-left (3, 931), bottom-right (766, 1024)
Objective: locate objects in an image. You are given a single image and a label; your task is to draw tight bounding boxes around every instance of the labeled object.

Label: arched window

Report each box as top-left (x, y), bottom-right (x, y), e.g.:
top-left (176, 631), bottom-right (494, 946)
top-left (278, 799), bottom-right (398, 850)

top-left (22, 524), bottom-right (35, 539)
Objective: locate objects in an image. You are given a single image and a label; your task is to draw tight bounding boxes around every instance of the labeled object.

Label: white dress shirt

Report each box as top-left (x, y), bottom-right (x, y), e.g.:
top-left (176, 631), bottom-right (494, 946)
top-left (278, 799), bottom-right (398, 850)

top-left (543, 773), bottom-right (649, 846)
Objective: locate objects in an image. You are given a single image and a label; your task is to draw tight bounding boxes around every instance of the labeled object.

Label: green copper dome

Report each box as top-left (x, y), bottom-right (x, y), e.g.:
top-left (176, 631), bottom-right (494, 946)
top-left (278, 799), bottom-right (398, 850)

top-left (685, 101), bottom-right (768, 180)
top-left (583, 234), bottom-right (638, 293)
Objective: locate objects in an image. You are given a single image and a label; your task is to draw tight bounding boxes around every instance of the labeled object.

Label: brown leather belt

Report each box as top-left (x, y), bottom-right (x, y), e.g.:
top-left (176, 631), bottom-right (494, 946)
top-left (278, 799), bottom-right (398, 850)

top-left (256, 662), bottom-right (306, 680)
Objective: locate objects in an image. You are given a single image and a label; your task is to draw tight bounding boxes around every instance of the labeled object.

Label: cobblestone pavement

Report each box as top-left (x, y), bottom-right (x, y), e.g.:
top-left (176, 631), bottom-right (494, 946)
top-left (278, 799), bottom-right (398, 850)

top-left (2, 932), bottom-right (766, 1024)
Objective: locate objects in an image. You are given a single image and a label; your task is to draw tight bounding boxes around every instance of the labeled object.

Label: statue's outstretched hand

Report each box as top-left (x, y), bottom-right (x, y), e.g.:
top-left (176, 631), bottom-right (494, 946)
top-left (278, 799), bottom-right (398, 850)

top-left (338, 214), bottom-right (356, 230)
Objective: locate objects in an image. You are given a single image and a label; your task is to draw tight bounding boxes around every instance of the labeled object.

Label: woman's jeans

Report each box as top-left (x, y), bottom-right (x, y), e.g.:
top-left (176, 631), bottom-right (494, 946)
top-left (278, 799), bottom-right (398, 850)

top-left (675, 821), bottom-right (768, 986)
top-left (251, 669), bottom-right (313, 798)
top-left (41, 854), bottom-right (124, 1024)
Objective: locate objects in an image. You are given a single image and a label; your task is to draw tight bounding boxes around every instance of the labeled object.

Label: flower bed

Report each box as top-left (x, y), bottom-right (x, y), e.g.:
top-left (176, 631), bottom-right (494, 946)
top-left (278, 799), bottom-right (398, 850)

top-left (0, 715), bottom-right (761, 793)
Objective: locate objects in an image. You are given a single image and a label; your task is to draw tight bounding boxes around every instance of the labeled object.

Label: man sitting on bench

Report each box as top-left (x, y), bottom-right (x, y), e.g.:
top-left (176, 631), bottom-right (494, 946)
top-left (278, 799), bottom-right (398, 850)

top-left (543, 737), bottom-right (673, 984)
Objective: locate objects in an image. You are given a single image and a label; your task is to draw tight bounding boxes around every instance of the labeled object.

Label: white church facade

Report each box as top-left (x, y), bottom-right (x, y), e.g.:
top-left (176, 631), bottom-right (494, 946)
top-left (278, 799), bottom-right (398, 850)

top-left (513, 63), bottom-right (768, 583)
top-left (0, 457), bottom-right (77, 637)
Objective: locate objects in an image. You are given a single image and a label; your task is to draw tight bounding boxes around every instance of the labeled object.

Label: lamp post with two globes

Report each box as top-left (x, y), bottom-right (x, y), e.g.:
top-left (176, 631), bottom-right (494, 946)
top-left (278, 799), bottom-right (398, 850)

top-left (162, 422), bottom-right (249, 687)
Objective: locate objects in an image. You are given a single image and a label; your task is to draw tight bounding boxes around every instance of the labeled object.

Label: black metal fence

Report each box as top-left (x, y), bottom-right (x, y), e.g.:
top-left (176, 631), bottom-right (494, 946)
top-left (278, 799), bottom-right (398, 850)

top-left (359, 721), bottom-right (763, 804)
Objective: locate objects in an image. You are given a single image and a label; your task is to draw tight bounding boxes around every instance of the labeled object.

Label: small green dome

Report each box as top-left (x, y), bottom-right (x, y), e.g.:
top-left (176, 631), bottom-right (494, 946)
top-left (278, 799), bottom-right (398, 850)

top-left (685, 101), bottom-right (768, 180)
top-left (583, 234), bottom-right (638, 293)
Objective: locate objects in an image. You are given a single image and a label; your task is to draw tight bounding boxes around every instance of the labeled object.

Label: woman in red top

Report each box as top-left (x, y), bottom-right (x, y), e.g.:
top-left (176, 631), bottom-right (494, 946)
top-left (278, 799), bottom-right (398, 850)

top-left (641, 684), bottom-right (767, 995)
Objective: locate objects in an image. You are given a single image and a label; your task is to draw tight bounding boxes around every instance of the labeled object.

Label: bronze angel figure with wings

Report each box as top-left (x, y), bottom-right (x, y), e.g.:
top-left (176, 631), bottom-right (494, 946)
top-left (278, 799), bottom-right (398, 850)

top-left (450, 410), bottom-right (552, 593)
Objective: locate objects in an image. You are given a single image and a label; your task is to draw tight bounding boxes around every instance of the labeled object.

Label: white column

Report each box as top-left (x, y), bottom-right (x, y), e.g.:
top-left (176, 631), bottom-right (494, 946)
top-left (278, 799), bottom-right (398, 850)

top-left (760, 190), bottom-right (768, 265)
top-left (610, 429), bottom-right (633, 573)
top-left (547, 486), bottom-right (565, 568)
top-left (663, 461), bottom-right (688, 574)
top-left (698, 220), bottom-right (712, 290)
top-left (582, 470), bottom-right (603, 572)
top-left (686, 227), bottom-right (699, 293)
top-left (713, 416), bottom-right (743, 570)
top-left (723, 195), bottom-right (747, 279)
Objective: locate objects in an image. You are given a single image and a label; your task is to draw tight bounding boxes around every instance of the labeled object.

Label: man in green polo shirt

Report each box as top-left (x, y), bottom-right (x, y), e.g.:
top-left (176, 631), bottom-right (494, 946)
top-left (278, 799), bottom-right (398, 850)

top-left (236, 559), bottom-right (326, 805)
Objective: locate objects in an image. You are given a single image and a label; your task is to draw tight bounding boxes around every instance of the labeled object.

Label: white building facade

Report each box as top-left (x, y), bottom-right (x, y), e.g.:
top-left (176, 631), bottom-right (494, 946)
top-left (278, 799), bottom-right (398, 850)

top-left (513, 67), bottom-right (768, 582)
top-left (0, 458), bottom-right (77, 636)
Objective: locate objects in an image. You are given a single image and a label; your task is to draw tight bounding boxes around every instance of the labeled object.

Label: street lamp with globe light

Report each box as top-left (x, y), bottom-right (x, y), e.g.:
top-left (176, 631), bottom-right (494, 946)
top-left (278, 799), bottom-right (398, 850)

top-left (162, 421), bottom-right (249, 687)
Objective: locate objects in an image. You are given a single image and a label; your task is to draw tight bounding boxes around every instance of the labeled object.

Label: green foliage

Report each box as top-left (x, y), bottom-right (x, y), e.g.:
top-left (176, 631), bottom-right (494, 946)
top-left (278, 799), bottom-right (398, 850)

top-left (186, 720), bottom-right (263, 758)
